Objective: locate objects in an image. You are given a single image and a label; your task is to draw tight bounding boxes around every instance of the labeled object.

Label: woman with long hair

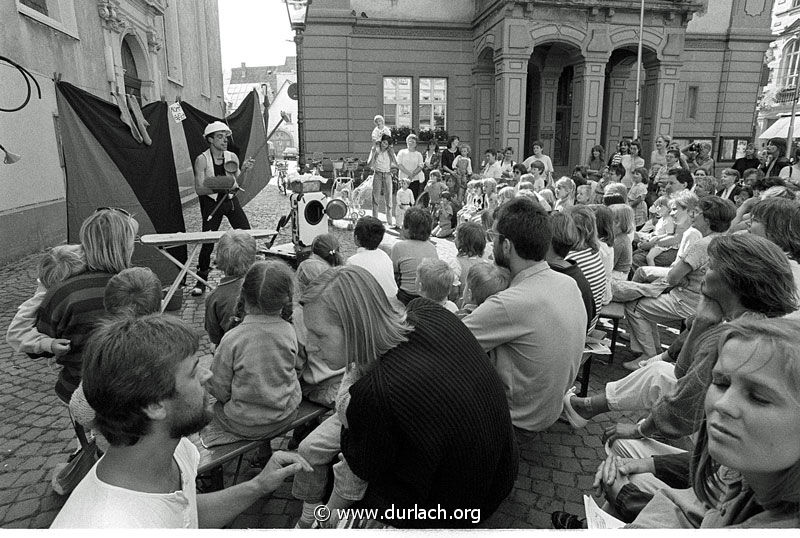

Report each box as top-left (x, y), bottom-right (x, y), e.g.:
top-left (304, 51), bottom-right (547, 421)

top-left (565, 206), bottom-right (608, 331)
top-left (295, 266), bottom-right (518, 528)
top-left (631, 317), bottom-right (800, 527)
top-left (37, 208), bottom-right (138, 404)
top-left (35, 208), bottom-right (138, 492)
top-left (587, 144), bottom-right (605, 175)
top-left (557, 316), bottom-right (800, 528)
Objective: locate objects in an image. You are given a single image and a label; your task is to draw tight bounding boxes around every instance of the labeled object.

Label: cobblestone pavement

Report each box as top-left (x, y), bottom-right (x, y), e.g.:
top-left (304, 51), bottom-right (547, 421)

top-left (0, 183), bottom-right (673, 529)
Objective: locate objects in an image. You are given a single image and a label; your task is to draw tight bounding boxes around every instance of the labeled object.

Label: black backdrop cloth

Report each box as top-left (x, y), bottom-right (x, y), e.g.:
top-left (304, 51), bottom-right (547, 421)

top-left (56, 81), bottom-right (186, 282)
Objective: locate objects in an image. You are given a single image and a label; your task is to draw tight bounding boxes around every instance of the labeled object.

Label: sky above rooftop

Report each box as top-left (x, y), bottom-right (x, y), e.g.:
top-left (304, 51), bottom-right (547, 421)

top-left (219, 0), bottom-right (295, 71)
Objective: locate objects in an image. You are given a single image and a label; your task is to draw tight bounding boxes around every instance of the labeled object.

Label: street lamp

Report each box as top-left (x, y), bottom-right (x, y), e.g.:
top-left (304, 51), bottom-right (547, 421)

top-left (285, 0), bottom-right (311, 171)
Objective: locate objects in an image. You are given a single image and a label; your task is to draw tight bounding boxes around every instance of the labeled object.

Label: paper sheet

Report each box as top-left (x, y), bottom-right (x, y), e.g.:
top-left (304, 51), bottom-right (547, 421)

top-left (583, 495), bottom-right (625, 529)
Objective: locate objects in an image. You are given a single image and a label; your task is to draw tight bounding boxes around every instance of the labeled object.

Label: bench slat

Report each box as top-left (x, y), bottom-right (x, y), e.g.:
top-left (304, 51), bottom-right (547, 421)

top-left (195, 400), bottom-right (330, 475)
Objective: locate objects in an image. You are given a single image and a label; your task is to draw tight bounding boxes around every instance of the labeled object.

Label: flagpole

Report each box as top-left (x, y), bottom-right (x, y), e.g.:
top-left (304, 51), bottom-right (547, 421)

top-left (633, 0), bottom-right (645, 141)
top-left (787, 82), bottom-right (799, 153)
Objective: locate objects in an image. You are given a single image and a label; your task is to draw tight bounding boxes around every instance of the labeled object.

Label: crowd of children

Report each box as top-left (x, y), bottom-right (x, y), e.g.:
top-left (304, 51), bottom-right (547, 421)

top-left (8, 127), bottom-right (800, 529)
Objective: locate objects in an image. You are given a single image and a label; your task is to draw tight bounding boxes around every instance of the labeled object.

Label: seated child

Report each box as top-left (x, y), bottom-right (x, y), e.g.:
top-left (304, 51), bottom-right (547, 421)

top-left (454, 221), bottom-right (486, 301)
top-left (498, 185), bottom-right (516, 206)
top-left (456, 262), bottom-right (512, 318)
top-left (576, 184), bottom-right (593, 205)
top-left (431, 191), bottom-right (454, 238)
top-left (734, 185), bottom-right (754, 207)
top-left (416, 258), bottom-right (458, 313)
top-left (603, 182), bottom-right (628, 206)
top-left (204, 260), bottom-right (301, 447)
top-left (482, 177), bottom-right (499, 213)
top-left (528, 160), bottom-right (547, 192)
top-left (294, 234), bottom-right (345, 407)
top-left (69, 267), bottom-right (163, 429)
top-left (457, 176), bottom-right (484, 223)
top-left (205, 229), bottom-right (257, 346)
top-left (636, 195), bottom-right (675, 243)
top-left (553, 177), bottom-right (576, 212)
top-left (6, 244), bottom-right (85, 356)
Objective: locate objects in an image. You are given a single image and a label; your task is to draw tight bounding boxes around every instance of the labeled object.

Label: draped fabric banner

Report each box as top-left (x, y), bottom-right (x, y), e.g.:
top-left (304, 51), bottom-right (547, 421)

top-left (179, 90), bottom-right (270, 207)
top-left (56, 81), bottom-right (186, 284)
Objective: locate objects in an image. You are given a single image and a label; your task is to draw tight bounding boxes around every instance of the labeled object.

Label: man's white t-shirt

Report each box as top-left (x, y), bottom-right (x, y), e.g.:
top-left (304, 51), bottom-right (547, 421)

top-left (51, 438), bottom-right (200, 528)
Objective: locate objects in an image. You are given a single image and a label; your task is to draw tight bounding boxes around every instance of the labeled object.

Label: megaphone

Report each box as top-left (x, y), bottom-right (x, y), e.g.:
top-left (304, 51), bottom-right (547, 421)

top-left (0, 144), bottom-right (21, 165)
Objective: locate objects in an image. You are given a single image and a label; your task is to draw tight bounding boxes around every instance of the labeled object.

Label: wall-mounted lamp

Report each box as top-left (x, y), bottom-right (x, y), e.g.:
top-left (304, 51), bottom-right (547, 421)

top-left (0, 144), bottom-right (21, 165)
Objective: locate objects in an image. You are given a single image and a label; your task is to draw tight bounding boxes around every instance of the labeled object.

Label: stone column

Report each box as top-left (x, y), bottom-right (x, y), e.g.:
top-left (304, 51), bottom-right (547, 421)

top-left (570, 55), bottom-right (607, 166)
top-left (473, 64), bottom-right (496, 159)
top-left (494, 53), bottom-right (529, 159)
top-left (641, 61), bottom-right (681, 156)
top-left (537, 65), bottom-right (561, 158)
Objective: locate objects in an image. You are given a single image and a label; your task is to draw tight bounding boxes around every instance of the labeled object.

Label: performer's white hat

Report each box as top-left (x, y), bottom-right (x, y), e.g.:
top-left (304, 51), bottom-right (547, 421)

top-left (204, 121), bottom-right (232, 137)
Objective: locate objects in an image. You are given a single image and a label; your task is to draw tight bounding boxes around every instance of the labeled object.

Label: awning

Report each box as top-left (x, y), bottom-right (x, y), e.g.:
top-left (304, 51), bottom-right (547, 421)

top-left (759, 115), bottom-right (800, 139)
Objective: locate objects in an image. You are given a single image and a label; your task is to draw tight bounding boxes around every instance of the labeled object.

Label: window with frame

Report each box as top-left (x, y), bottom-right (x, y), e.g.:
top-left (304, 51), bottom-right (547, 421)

top-left (783, 40), bottom-right (800, 88)
top-left (419, 77), bottom-right (447, 131)
top-left (20, 0), bottom-right (47, 15)
top-left (383, 76), bottom-right (412, 128)
top-left (16, 0), bottom-right (78, 38)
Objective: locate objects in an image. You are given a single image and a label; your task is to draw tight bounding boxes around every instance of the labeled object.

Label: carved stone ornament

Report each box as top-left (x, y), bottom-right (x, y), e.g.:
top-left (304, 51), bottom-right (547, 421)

top-left (147, 28), bottom-right (163, 53)
top-left (98, 0), bottom-right (127, 33)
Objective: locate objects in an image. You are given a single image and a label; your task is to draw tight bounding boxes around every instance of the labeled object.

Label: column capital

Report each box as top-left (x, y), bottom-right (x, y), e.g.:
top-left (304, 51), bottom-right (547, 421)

top-left (582, 53), bottom-right (610, 66)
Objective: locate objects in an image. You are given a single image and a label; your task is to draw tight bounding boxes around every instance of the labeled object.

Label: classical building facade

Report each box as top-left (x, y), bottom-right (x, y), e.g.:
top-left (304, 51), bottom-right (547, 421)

top-left (223, 58), bottom-right (298, 155)
top-left (0, 0), bottom-right (224, 264)
top-left (757, 0), bottom-right (800, 140)
top-left (302, 0), bottom-right (772, 171)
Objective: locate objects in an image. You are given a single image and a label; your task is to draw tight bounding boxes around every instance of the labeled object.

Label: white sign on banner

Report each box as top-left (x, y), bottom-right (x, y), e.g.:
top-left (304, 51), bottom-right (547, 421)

top-left (169, 102), bottom-right (186, 123)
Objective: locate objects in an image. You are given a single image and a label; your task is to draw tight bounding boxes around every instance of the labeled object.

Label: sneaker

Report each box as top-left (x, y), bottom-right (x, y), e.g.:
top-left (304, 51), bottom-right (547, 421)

top-left (622, 356), bottom-right (648, 371)
top-left (551, 511), bottom-right (585, 529)
top-left (561, 386), bottom-right (589, 429)
top-left (191, 285), bottom-right (205, 297)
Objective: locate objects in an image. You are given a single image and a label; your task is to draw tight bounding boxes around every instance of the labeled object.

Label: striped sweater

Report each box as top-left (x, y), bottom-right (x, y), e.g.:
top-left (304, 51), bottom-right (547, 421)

top-left (35, 271), bottom-right (116, 403)
top-left (342, 298), bottom-right (518, 528)
top-left (565, 247), bottom-right (607, 332)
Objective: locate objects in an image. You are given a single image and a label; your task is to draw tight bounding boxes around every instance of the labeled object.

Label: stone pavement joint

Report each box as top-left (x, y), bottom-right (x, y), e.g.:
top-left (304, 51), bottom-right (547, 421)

top-left (0, 184), bottom-right (676, 528)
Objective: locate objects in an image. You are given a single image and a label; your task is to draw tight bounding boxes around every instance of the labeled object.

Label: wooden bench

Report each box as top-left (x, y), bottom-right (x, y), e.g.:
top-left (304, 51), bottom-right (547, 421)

top-left (193, 399), bottom-right (330, 490)
top-left (577, 342), bottom-right (612, 397)
top-left (598, 302), bottom-right (626, 364)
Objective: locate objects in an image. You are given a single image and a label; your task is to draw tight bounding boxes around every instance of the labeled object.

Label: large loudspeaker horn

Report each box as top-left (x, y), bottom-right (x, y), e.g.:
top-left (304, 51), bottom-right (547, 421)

top-left (291, 192), bottom-right (350, 247)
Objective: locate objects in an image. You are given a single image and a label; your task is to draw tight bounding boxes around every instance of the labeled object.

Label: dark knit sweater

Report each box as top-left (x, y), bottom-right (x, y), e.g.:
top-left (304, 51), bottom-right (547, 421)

top-left (34, 271), bottom-right (116, 403)
top-left (342, 298), bottom-right (518, 528)
top-left (549, 259), bottom-right (595, 332)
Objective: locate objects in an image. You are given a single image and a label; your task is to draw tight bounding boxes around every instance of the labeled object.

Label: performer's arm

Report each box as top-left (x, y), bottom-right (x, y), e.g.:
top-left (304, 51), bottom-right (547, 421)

top-left (194, 154), bottom-right (214, 196)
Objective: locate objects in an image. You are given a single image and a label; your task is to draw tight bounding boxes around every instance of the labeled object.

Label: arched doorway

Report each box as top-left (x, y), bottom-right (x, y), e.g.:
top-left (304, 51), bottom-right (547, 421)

top-left (271, 129), bottom-right (294, 157)
top-left (524, 41), bottom-right (583, 173)
top-left (122, 37), bottom-right (142, 103)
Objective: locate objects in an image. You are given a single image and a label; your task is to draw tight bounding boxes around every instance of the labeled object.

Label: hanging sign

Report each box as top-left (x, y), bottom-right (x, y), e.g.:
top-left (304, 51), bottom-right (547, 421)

top-left (169, 102), bottom-right (186, 123)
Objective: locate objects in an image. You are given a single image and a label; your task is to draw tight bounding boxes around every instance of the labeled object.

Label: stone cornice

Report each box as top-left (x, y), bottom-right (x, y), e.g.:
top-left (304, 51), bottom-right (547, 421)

top-left (473, 0), bottom-right (707, 29)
